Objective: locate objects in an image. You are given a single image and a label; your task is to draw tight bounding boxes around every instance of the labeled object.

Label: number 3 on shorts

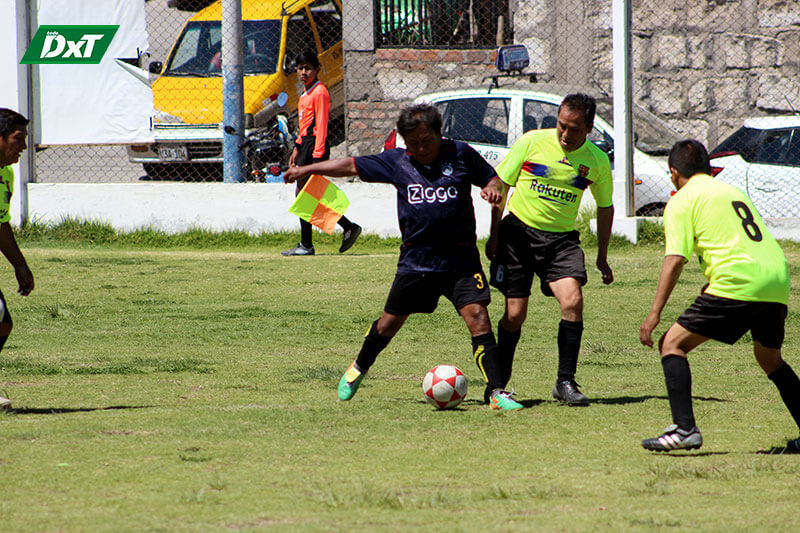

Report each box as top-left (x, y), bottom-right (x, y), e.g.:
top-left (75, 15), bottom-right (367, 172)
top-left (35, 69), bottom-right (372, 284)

top-left (474, 273), bottom-right (485, 289)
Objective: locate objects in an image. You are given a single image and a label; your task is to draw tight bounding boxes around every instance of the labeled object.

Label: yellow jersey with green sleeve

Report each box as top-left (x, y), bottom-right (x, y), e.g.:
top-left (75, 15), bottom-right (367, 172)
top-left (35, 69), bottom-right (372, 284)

top-left (0, 166), bottom-right (14, 224)
top-left (664, 173), bottom-right (789, 305)
top-left (496, 129), bottom-right (612, 232)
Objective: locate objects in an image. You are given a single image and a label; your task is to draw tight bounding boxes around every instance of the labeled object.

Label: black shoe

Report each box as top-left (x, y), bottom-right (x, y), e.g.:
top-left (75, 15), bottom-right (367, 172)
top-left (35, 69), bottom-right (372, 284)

top-left (339, 223), bottom-right (362, 253)
top-left (642, 424), bottom-right (703, 451)
top-left (281, 243), bottom-right (315, 256)
top-left (552, 379), bottom-right (589, 406)
top-left (787, 437), bottom-right (800, 452)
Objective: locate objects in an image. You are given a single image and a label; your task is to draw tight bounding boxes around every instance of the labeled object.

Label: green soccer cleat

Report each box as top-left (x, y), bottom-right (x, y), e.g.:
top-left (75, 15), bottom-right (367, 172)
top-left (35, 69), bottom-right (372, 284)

top-left (489, 390), bottom-right (523, 411)
top-left (338, 361), bottom-right (365, 401)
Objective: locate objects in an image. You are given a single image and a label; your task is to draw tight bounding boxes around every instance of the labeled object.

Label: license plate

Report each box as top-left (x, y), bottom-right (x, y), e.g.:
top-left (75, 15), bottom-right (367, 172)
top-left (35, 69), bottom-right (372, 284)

top-left (157, 145), bottom-right (188, 162)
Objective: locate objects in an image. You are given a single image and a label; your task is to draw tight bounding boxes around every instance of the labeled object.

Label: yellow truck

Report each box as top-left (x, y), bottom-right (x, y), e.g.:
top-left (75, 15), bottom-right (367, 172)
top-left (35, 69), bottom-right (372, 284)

top-left (128, 0), bottom-right (343, 180)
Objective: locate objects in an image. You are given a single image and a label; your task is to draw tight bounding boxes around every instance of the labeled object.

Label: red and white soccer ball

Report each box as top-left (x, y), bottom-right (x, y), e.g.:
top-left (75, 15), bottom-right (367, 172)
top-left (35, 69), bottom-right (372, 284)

top-left (422, 364), bottom-right (468, 409)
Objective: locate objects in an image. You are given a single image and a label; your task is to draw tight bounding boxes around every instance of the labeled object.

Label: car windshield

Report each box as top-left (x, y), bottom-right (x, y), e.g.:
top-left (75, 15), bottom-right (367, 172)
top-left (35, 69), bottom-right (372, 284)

top-left (164, 20), bottom-right (280, 77)
top-left (711, 127), bottom-right (762, 162)
top-left (436, 97), bottom-right (510, 146)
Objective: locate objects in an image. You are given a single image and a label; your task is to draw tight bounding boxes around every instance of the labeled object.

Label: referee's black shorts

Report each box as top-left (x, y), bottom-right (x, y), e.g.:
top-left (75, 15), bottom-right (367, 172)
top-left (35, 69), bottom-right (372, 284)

top-left (489, 213), bottom-right (587, 298)
top-left (295, 135), bottom-right (330, 192)
top-left (384, 270), bottom-right (491, 316)
top-left (677, 292), bottom-right (787, 348)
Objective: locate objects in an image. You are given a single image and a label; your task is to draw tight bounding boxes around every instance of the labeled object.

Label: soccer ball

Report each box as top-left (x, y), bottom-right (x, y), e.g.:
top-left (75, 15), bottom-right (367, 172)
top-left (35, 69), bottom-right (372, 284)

top-left (422, 364), bottom-right (468, 409)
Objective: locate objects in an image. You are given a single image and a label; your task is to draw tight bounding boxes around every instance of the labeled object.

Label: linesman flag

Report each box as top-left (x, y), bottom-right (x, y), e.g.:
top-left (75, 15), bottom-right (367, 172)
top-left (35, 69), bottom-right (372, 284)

top-left (288, 174), bottom-right (350, 234)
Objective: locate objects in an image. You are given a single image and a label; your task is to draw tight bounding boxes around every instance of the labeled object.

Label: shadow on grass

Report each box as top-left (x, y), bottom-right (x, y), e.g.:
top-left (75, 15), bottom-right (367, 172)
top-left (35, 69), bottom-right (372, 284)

top-left (409, 398), bottom-right (547, 410)
top-left (649, 451), bottom-right (730, 457)
top-left (592, 394), bottom-right (729, 405)
top-left (755, 446), bottom-right (800, 455)
top-left (8, 405), bottom-right (154, 415)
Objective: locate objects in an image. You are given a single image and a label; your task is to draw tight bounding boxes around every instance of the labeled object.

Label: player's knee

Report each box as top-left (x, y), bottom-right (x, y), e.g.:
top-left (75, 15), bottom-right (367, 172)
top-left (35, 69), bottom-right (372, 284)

top-left (560, 293), bottom-right (583, 316)
top-left (503, 311), bottom-right (526, 331)
top-left (376, 313), bottom-right (405, 337)
top-left (464, 310), bottom-right (491, 336)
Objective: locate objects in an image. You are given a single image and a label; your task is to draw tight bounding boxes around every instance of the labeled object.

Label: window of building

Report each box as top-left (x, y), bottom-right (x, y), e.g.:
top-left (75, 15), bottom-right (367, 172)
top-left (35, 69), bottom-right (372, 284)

top-left (376, 0), bottom-right (511, 49)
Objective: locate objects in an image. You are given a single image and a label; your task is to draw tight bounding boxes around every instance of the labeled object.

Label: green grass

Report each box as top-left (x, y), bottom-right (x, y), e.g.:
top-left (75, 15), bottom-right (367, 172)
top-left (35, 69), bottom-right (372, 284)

top-left (1, 223), bottom-right (800, 531)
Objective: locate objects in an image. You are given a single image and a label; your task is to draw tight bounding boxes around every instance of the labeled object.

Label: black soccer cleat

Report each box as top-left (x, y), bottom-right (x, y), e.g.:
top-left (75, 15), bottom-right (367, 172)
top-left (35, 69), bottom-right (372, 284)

top-left (787, 437), bottom-right (800, 452)
top-left (642, 424), bottom-right (703, 452)
top-left (552, 379), bottom-right (589, 406)
top-left (339, 223), bottom-right (362, 253)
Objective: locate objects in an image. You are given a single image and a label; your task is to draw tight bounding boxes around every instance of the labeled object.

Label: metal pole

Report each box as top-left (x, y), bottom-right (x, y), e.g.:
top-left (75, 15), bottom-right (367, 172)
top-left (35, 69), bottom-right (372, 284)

top-left (612, 0), bottom-right (637, 240)
top-left (222, 0), bottom-right (245, 183)
top-left (17, 0), bottom-right (34, 226)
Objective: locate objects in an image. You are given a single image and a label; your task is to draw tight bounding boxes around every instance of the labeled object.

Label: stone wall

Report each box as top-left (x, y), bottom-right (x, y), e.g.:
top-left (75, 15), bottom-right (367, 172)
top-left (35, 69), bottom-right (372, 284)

top-left (344, 48), bottom-right (498, 155)
top-left (343, 0), bottom-right (800, 155)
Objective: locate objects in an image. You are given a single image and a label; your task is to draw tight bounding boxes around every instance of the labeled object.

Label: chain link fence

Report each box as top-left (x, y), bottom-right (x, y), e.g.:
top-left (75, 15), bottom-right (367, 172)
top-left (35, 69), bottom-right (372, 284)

top-left (32, 0), bottom-right (800, 219)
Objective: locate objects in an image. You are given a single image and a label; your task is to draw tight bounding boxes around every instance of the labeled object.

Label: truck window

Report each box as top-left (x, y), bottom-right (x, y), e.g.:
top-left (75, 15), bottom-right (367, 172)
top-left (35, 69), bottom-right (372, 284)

top-left (165, 20), bottom-right (280, 76)
top-left (309, 0), bottom-right (342, 51)
top-left (285, 8), bottom-right (316, 71)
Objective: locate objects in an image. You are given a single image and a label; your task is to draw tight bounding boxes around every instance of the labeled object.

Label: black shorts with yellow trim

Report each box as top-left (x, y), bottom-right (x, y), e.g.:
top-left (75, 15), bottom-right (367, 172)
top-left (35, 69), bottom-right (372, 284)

top-left (384, 270), bottom-right (490, 316)
top-left (489, 213), bottom-right (587, 298)
top-left (677, 292), bottom-right (787, 348)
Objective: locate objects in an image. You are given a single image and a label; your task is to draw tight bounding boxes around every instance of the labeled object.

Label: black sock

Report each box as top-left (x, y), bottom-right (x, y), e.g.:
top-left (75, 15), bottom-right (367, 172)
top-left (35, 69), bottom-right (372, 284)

top-left (662, 354), bottom-right (696, 430)
top-left (473, 332), bottom-right (504, 403)
top-left (338, 215), bottom-right (353, 232)
top-left (768, 362), bottom-right (800, 432)
top-left (497, 320), bottom-right (521, 387)
top-left (557, 319), bottom-right (583, 382)
top-left (355, 320), bottom-right (392, 373)
top-left (300, 219), bottom-right (313, 248)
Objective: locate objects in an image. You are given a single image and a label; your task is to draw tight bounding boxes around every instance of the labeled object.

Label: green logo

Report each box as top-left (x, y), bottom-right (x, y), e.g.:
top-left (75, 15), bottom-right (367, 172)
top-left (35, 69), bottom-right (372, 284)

top-left (20, 25), bottom-right (119, 64)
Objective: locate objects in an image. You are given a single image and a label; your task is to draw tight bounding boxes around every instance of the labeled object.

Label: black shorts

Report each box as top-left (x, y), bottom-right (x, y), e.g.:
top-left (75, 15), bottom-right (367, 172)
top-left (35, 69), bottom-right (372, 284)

top-left (384, 270), bottom-right (491, 315)
top-left (677, 293), bottom-right (787, 348)
top-left (295, 136), bottom-right (330, 192)
top-left (489, 213), bottom-right (587, 298)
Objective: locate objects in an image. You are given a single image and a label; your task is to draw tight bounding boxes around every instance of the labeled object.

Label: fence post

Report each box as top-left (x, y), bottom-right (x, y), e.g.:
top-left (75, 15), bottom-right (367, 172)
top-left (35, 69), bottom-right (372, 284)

top-left (222, 0), bottom-right (245, 183)
top-left (612, 0), bottom-right (639, 242)
top-left (18, 0), bottom-right (34, 226)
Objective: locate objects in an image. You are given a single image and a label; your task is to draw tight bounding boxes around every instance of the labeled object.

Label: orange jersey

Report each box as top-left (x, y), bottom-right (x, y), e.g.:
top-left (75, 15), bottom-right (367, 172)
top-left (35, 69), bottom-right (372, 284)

top-left (296, 81), bottom-right (330, 158)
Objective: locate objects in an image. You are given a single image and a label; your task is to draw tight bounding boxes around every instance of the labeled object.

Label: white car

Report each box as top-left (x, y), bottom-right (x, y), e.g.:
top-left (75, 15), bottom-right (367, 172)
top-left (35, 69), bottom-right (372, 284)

top-left (383, 89), bottom-right (673, 216)
top-left (710, 116), bottom-right (800, 218)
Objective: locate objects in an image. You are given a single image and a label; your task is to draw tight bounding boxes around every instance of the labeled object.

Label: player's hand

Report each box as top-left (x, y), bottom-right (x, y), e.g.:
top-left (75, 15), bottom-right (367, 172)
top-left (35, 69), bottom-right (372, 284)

top-left (596, 257), bottom-right (613, 284)
top-left (15, 265), bottom-right (33, 296)
top-left (283, 167), bottom-right (304, 184)
top-left (480, 178), bottom-right (505, 206)
top-left (639, 312), bottom-right (659, 347)
top-left (288, 147), bottom-right (298, 168)
top-left (485, 234), bottom-right (498, 261)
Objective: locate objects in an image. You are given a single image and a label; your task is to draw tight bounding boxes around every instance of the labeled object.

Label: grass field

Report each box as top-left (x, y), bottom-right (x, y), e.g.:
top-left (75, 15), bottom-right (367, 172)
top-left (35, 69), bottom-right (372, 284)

top-left (1, 225), bottom-right (800, 531)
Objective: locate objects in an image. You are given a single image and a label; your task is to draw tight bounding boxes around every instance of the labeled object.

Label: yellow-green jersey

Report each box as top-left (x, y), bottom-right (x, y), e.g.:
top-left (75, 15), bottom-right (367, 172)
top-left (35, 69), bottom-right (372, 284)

top-left (664, 173), bottom-right (789, 305)
top-left (0, 166), bottom-right (14, 224)
top-left (496, 129), bottom-right (613, 232)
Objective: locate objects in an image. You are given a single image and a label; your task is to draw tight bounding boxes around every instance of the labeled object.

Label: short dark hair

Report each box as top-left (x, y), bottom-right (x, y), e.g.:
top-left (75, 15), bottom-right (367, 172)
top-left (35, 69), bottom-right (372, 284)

top-left (0, 108), bottom-right (28, 139)
top-left (296, 49), bottom-right (320, 69)
top-left (668, 139), bottom-right (711, 179)
top-left (396, 103), bottom-right (442, 138)
top-left (559, 93), bottom-right (596, 128)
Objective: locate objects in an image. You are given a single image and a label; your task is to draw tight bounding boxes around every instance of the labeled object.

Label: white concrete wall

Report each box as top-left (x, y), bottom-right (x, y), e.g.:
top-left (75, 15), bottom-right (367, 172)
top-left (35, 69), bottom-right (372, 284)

top-left (27, 182), bottom-right (800, 241)
top-left (27, 182), bottom-right (494, 238)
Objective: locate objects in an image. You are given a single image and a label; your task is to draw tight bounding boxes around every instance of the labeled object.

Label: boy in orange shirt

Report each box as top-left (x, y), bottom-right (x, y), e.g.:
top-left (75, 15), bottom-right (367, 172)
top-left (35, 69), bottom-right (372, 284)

top-left (282, 49), bottom-right (361, 256)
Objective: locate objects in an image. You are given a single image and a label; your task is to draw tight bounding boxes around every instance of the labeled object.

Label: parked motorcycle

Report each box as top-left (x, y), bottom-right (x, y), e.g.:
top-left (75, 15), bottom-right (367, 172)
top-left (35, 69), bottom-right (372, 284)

top-left (246, 113), bottom-right (294, 183)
